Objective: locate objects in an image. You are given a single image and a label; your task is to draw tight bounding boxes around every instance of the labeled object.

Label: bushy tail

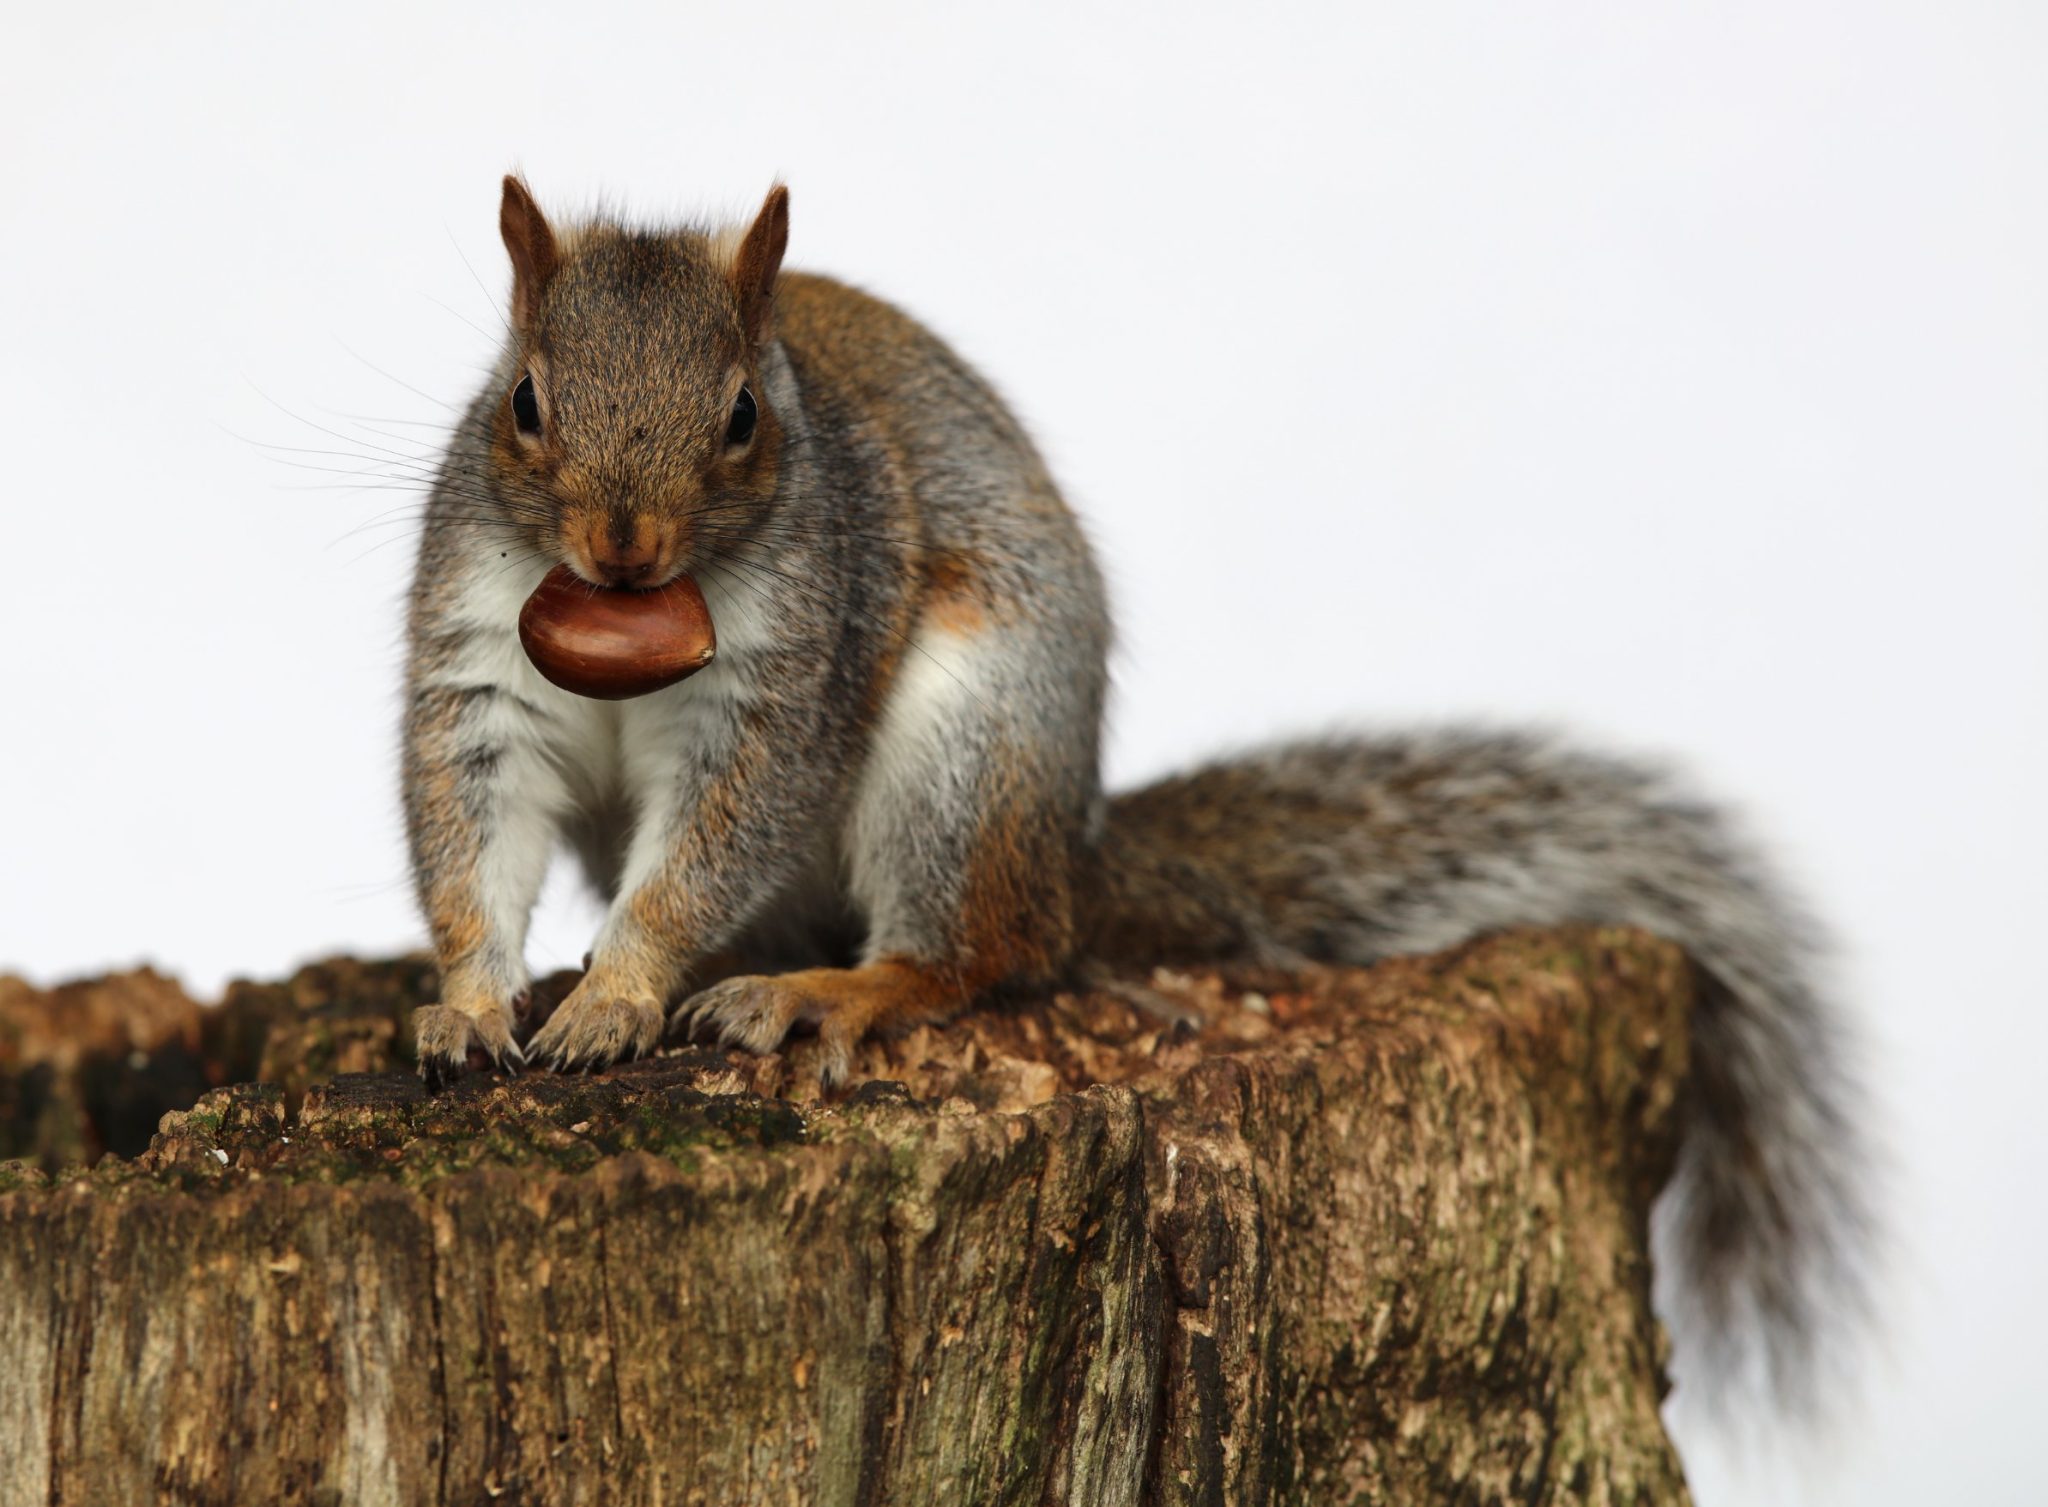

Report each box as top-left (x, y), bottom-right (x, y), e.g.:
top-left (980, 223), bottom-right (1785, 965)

top-left (1080, 728), bottom-right (1873, 1415)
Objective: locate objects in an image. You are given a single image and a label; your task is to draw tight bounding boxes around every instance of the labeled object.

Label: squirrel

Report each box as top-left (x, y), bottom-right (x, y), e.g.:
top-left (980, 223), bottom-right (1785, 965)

top-left (403, 176), bottom-right (1870, 1406)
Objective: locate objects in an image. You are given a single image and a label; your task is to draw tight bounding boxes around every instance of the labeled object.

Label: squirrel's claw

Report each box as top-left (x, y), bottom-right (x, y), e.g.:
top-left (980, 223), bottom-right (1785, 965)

top-left (675, 975), bottom-right (805, 1058)
top-left (414, 1004), bottom-right (525, 1091)
top-left (677, 974), bottom-right (875, 1086)
top-left (526, 990), bottom-right (663, 1073)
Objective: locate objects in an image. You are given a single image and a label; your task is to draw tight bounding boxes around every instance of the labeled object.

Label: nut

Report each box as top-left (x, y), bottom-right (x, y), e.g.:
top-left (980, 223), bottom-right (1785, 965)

top-left (517, 565), bottom-right (717, 700)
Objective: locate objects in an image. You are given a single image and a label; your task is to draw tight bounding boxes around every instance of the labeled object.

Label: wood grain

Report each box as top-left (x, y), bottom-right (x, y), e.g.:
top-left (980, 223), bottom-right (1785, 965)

top-left (0, 929), bottom-right (1696, 1505)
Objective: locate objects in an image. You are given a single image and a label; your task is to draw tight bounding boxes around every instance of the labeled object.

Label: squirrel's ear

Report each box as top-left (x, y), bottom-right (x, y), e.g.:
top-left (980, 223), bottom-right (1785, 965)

top-left (499, 175), bottom-right (560, 331)
top-left (730, 184), bottom-right (790, 343)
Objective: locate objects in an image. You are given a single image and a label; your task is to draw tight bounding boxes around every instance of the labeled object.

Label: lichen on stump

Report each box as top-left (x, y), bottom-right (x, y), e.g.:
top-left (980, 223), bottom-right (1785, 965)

top-left (0, 927), bottom-right (1695, 1505)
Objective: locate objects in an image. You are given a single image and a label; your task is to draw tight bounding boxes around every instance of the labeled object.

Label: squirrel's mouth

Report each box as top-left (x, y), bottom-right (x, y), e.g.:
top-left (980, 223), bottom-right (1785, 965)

top-left (559, 557), bottom-right (689, 594)
top-left (559, 514), bottom-right (683, 592)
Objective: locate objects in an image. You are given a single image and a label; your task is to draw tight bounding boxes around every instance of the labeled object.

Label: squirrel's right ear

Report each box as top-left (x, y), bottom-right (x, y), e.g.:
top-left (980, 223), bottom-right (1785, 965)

top-left (729, 185), bottom-right (790, 343)
top-left (499, 175), bottom-right (560, 331)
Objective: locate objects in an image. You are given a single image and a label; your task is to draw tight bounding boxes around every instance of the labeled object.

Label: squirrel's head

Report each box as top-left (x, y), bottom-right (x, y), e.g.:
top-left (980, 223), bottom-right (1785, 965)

top-left (487, 176), bottom-right (790, 588)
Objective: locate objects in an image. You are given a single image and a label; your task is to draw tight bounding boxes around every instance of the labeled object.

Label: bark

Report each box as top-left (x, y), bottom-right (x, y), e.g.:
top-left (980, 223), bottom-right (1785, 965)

top-left (0, 928), bottom-right (1694, 1506)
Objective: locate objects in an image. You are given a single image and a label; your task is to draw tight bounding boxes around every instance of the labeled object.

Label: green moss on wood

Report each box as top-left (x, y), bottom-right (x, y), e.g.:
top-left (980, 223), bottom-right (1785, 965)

top-left (0, 928), bottom-right (1697, 1505)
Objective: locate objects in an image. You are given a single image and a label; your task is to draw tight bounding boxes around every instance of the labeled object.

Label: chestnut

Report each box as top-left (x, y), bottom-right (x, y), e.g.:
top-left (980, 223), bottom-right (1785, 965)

top-left (518, 565), bottom-right (717, 700)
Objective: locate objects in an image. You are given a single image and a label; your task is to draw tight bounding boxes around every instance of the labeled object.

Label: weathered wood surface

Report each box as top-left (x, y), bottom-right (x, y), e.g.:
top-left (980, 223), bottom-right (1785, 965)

top-left (0, 928), bottom-right (1695, 1505)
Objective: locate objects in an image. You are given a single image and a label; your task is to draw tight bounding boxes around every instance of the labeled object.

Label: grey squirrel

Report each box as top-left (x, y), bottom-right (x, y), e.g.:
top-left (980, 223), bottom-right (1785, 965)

top-left (402, 177), bottom-right (1870, 1407)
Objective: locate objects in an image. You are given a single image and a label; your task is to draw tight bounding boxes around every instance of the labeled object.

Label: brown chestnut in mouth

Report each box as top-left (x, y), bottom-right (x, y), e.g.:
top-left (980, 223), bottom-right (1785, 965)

top-left (517, 565), bottom-right (716, 700)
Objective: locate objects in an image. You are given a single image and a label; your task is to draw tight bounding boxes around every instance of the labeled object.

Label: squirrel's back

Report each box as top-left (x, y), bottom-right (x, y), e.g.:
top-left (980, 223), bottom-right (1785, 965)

top-left (758, 270), bottom-right (1051, 520)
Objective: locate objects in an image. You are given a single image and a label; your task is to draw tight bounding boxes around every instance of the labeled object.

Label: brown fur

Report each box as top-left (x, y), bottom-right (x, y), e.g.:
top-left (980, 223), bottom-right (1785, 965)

top-left (728, 184), bottom-right (789, 342)
top-left (400, 180), bottom-right (1869, 1424)
top-left (677, 957), bottom-right (971, 1085)
top-left (492, 203), bottom-right (787, 588)
top-left (499, 176), bottom-right (559, 331)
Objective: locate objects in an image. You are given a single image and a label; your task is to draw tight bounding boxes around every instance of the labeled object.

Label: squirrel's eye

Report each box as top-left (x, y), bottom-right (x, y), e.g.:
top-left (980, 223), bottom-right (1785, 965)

top-left (511, 374), bottom-right (541, 436)
top-left (726, 385), bottom-right (757, 447)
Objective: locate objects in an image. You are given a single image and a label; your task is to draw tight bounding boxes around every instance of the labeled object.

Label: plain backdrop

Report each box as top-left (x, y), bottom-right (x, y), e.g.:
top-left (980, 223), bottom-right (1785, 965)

top-left (3, 3), bottom-right (2043, 1500)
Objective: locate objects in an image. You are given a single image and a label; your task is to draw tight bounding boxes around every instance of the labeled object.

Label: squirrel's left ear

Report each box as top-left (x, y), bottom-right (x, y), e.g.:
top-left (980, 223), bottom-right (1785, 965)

top-left (730, 184), bottom-right (790, 343)
top-left (499, 175), bottom-right (560, 331)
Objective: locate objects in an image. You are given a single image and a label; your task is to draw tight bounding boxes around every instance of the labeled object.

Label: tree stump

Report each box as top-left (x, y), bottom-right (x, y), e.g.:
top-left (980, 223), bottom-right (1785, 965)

top-left (0, 927), bottom-right (1695, 1505)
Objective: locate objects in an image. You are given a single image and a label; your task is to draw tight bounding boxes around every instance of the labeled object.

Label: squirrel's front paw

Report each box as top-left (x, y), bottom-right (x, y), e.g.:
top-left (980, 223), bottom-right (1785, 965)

top-left (414, 1001), bottom-right (526, 1091)
top-left (527, 983), bottom-right (664, 1072)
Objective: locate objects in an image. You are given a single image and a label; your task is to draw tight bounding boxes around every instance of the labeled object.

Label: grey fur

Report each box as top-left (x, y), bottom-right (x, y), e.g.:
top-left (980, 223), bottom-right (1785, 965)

top-left (404, 248), bottom-right (1108, 1078)
top-left (400, 202), bottom-right (1870, 1421)
top-left (1083, 728), bottom-right (1874, 1416)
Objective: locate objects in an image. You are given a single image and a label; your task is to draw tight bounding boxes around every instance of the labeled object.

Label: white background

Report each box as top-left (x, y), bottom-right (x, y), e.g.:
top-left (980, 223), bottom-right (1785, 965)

top-left (3, 4), bottom-right (2042, 1500)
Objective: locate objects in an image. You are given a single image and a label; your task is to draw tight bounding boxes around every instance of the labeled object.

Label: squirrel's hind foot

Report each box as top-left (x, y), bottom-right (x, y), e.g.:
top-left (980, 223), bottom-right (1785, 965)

top-left (676, 960), bottom-right (967, 1087)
